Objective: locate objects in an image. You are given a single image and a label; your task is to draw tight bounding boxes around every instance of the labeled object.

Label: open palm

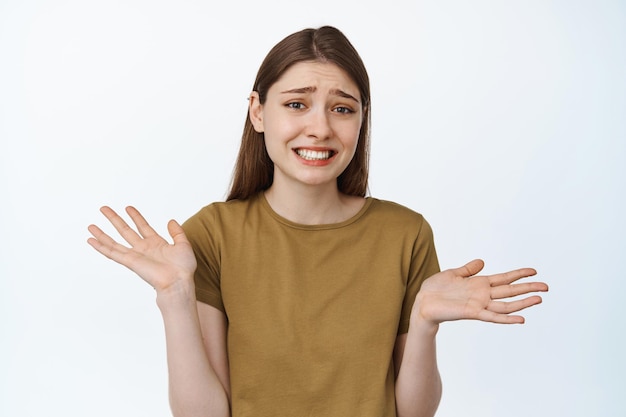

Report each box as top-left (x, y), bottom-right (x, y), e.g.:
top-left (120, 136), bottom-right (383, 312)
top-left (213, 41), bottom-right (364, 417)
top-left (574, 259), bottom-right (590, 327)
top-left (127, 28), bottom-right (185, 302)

top-left (414, 259), bottom-right (548, 325)
top-left (87, 206), bottom-right (197, 292)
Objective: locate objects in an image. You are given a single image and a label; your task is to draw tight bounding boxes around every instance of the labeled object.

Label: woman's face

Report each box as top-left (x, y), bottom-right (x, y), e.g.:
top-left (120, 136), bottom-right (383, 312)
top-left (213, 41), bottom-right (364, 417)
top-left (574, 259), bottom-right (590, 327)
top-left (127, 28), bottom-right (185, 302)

top-left (249, 61), bottom-right (363, 192)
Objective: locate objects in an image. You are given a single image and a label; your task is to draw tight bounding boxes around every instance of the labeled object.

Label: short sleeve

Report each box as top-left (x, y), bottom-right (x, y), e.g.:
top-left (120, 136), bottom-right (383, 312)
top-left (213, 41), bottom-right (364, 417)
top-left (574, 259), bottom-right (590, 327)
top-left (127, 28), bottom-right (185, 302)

top-left (397, 217), bottom-right (440, 334)
top-left (181, 206), bottom-right (225, 313)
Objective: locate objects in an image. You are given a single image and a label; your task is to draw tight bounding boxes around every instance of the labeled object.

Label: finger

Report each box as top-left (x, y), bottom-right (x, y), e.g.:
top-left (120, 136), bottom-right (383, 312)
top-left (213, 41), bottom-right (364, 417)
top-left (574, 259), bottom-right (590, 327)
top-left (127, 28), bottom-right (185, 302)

top-left (488, 267), bottom-right (538, 286)
top-left (167, 219), bottom-right (190, 245)
top-left (125, 206), bottom-right (159, 239)
top-left (451, 259), bottom-right (485, 278)
top-left (87, 224), bottom-right (131, 261)
top-left (476, 309), bottom-right (525, 325)
top-left (490, 281), bottom-right (550, 299)
top-left (100, 206), bottom-right (142, 245)
top-left (487, 295), bottom-right (543, 315)
top-left (88, 223), bottom-right (127, 250)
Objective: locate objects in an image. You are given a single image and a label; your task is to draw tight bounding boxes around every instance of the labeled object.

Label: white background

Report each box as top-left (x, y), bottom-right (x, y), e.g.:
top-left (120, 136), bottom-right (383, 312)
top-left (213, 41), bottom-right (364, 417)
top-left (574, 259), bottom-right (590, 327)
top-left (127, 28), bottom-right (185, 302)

top-left (1, 0), bottom-right (624, 416)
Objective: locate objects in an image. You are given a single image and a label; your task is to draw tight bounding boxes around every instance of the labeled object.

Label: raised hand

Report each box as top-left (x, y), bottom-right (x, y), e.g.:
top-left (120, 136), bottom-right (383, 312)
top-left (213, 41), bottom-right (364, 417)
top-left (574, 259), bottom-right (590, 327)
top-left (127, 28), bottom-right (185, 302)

top-left (87, 206), bottom-right (197, 293)
top-left (413, 259), bottom-right (548, 325)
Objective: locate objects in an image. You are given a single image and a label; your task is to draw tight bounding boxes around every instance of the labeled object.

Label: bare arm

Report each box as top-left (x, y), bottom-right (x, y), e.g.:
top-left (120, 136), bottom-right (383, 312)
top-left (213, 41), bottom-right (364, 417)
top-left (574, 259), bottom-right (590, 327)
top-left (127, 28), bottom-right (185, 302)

top-left (394, 259), bottom-right (548, 417)
top-left (394, 324), bottom-right (442, 417)
top-left (197, 301), bottom-right (231, 401)
top-left (158, 288), bottom-right (230, 417)
top-left (88, 206), bottom-right (230, 417)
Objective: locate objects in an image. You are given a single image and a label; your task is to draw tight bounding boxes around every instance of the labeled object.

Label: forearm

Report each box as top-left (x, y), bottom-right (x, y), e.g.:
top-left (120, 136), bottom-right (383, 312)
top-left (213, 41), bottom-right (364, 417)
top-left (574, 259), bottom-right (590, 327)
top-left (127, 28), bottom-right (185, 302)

top-left (157, 283), bottom-right (230, 417)
top-left (395, 318), bottom-right (442, 417)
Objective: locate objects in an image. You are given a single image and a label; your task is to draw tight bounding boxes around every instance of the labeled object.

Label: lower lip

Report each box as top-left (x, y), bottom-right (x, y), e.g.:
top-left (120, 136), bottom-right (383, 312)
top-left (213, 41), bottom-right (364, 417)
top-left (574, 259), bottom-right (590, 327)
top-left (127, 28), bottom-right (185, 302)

top-left (294, 151), bottom-right (336, 167)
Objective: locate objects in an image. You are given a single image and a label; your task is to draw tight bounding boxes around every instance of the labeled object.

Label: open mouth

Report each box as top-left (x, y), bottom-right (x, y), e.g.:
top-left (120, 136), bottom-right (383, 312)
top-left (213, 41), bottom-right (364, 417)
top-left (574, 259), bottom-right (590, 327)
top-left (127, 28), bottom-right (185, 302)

top-left (294, 148), bottom-right (336, 161)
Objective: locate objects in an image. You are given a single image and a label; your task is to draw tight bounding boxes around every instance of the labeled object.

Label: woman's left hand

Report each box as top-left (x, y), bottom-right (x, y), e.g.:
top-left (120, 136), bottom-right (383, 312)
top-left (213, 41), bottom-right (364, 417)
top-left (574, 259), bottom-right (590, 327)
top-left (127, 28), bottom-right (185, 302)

top-left (413, 259), bottom-right (548, 326)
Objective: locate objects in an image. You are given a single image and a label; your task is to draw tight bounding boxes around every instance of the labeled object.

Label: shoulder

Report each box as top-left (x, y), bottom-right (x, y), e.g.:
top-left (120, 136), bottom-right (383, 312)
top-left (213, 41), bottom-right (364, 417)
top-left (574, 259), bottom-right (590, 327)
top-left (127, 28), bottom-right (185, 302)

top-left (367, 198), bottom-right (427, 223)
top-left (185, 195), bottom-right (260, 223)
top-left (364, 198), bottom-right (435, 241)
top-left (182, 194), bottom-right (262, 238)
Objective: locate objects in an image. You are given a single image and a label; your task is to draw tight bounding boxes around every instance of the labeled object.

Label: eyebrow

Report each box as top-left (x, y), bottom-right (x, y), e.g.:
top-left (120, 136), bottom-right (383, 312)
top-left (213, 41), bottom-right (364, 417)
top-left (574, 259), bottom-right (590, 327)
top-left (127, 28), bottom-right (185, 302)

top-left (280, 86), bottom-right (360, 104)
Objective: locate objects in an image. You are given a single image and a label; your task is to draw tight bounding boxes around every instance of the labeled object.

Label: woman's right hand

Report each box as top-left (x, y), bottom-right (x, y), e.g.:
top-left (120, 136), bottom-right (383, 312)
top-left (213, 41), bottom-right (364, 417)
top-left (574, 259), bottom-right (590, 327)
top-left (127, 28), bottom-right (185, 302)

top-left (87, 206), bottom-right (197, 295)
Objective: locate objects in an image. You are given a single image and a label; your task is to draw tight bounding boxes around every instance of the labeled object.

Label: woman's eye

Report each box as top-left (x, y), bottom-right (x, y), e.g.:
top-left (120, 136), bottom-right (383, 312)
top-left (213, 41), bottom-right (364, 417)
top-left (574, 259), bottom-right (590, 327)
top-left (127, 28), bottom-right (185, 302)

top-left (334, 106), bottom-right (354, 114)
top-left (286, 102), bottom-right (305, 110)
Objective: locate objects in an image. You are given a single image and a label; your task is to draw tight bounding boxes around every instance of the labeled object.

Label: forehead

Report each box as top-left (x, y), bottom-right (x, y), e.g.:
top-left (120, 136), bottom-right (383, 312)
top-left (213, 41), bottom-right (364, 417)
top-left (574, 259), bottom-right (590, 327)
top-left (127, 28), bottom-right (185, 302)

top-left (270, 61), bottom-right (360, 97)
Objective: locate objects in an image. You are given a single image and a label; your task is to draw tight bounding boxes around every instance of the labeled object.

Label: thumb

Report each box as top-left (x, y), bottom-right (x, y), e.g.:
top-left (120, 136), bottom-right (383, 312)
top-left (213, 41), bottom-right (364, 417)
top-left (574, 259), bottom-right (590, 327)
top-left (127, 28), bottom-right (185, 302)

top-left (167, 219), bottom-right (189, 245)
top-left (453, 259), bottom-right (485, 278)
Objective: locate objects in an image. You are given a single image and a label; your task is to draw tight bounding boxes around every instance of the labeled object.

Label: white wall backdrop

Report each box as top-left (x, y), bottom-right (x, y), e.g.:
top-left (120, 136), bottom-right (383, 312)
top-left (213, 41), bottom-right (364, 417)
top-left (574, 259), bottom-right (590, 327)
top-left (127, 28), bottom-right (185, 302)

top-left (1, 0), bottom-right (624, 416)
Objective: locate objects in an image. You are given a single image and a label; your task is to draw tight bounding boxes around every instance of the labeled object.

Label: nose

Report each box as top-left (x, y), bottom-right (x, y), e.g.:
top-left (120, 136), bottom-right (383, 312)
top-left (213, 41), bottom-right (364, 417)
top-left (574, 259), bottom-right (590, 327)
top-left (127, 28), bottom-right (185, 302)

top-left (305, 107), bottom-right (332, 141)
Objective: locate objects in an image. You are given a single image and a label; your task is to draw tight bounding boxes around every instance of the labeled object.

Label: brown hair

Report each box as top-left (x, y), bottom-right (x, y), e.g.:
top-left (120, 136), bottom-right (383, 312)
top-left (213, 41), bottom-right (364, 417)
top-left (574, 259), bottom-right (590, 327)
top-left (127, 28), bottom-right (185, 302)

top-left (227, 26), bottom-right (371, 201)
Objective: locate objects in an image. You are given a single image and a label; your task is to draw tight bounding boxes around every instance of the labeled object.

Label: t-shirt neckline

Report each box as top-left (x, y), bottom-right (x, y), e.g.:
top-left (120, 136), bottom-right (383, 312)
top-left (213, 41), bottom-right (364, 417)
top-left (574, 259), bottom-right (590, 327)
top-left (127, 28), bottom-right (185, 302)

top-left (258, 192), bottom-right (375, 231)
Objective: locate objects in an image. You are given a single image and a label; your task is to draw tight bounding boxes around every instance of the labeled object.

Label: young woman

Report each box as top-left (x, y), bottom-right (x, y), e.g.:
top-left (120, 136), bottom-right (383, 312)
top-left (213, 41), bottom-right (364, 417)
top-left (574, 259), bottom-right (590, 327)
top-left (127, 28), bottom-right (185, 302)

top-left (87, 26), bottom-right (548, 417)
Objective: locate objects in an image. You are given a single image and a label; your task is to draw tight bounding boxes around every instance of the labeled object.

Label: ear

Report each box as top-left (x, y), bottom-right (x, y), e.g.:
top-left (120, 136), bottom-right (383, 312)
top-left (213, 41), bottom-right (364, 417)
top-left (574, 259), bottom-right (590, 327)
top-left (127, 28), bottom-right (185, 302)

top-left (249, 91), bottom-right (264, 133)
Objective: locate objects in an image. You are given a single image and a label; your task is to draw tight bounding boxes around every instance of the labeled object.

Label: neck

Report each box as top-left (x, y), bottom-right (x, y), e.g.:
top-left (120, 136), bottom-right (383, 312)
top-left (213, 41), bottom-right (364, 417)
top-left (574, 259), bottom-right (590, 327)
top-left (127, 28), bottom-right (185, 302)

top-left (264, 179), bottom-right (364, 225)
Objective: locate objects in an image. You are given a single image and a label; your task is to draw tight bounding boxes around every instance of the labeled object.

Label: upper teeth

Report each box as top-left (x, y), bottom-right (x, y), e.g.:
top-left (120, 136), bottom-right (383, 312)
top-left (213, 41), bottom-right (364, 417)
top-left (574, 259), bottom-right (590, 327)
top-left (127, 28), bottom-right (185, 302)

top-left (296, 149), bottom-right (332, 160)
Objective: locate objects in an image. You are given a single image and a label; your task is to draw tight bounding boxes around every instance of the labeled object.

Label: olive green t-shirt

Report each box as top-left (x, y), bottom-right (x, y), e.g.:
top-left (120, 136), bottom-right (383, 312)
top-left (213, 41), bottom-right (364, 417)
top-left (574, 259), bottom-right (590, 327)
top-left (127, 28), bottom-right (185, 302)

top-left (182, 193), bottom-right (439, 417)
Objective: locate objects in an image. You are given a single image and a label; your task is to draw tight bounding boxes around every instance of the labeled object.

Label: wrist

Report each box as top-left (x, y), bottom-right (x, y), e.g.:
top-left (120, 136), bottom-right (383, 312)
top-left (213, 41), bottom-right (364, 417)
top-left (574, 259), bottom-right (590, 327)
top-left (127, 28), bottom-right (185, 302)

top-left (409, 313), bottom-right (440, 337)
top-left (155, 277), bottom-right (196, 311)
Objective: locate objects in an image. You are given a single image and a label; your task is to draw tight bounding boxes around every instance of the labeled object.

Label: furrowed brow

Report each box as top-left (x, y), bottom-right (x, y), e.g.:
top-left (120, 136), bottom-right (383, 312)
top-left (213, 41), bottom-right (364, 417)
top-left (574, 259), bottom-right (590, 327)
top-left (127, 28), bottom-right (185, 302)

top-left (330, 89), bottom-right (360, 104)
top-left (280, 86), bottom-right (317, 94)
top-left (279, 86), bottom-right (360, 104)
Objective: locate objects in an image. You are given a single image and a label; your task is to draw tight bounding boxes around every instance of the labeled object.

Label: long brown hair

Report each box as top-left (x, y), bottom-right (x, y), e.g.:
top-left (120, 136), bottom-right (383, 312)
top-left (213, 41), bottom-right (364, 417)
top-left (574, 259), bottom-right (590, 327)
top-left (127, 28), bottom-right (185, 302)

top-left (227, 26), bottom-right (371, 201)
